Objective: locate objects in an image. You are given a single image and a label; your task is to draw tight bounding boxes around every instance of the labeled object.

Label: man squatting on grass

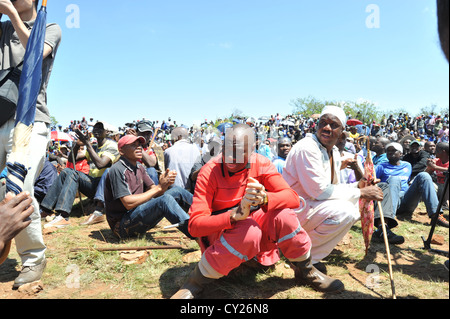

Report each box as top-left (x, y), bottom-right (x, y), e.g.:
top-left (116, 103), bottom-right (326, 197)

top-left (171, 124), bottom-right (344, 299)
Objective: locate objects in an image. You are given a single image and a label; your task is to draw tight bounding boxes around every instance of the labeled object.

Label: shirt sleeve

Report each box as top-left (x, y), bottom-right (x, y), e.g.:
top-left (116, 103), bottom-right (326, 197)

top-left (254, 155), bottom-right (300, 212)
top-left (100, 141), bottom-right (119, 164)
top-left (188, 164), bottom-right (234, 238)
top-left (44, 23), bottom-right (62, 59)
top-left (108, 167), bottom-right (131, 201)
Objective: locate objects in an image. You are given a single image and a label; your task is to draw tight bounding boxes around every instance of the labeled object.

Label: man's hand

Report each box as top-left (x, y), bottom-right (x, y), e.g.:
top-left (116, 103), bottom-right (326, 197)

top-left (0, 192), bottom-right (34, 246)
top-left (360, 185), bottom-right (384, 201)
top-left (159, 169), bottom-right (177, 191)
top-left (244, 177), bottom-right (267, 206)
top-left (75, 129), bottom-right (89, 146)
top-left (230, 197), bottom-right (253, 222)
top-left (0, 0), bottom-right (15, 16)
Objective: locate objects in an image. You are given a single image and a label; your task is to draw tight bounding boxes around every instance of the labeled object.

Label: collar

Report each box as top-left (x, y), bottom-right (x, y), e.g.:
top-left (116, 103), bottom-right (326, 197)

top-left (312, 133), bottom-right (338, 155)
top-left (119, 157), bottom-right (140, 172)
top-left (23, 19), bottom-right (37, 30)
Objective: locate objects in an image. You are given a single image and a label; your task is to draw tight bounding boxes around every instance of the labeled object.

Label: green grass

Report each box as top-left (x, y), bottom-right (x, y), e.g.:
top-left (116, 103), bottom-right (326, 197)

top-left (0, 201), bottom-right (448, 299)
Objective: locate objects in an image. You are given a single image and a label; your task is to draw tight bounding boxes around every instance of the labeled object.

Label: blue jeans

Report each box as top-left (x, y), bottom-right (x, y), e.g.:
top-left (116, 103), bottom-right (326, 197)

top-left (94, 168), bottom-right (109, 203)
top-left (118, 186), bottom-right (193, 239)
top-left (146, 167), bottom-right (159, 186)
top-left (41, 168), bottom-right (101, 216)
top-left (373, 182), bottom-right (399, 228)
top-left (387, 172), bottom-right (440, 219)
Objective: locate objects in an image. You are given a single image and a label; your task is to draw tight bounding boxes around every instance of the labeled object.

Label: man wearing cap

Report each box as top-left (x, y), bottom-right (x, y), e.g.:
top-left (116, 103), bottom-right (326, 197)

top-left (402, 140), bottom-right (430, 181)
top-left (376, 142), bottom-right (448, 230)
top-left (283, 106), bottom-right (384, 271)
top-left (41, 122), bottom-right (119, 228)
top-left (104, 135), bottom-right (193, 239)
top-left (135, 120), bottom-right (160, 185)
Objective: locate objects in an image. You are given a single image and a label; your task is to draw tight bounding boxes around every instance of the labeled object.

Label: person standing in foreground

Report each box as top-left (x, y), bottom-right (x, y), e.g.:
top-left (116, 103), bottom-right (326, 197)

top-left (0, 0), bottom-right (61, 288)
top-left (283, 106), bottom-right (384, 270)
top-left (171, 124), bottom-right (344, 299)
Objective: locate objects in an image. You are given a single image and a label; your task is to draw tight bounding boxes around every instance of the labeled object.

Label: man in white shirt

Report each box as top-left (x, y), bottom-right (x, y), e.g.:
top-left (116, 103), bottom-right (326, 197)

top-left (283, 106), bottom-right (383, 271)
top-left (164, 127), bottom-right (201, 190)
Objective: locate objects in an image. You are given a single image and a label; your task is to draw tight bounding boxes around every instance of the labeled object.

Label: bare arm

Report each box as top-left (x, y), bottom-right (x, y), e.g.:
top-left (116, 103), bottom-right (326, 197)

top-left (0, 1), bottom-right (53, 58)
top-left (119, 169), bottom-right (177, 210)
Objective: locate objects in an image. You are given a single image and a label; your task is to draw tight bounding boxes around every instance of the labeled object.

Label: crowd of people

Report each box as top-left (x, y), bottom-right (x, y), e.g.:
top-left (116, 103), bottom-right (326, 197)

top-left (1, 106), bottom-right (448, 296)
top-left (0, 0), bottom-right (448, 299)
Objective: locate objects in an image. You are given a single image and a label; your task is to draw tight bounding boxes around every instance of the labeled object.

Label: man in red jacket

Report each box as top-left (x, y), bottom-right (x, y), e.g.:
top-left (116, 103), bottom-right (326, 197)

top-left (171, 124), bottom-right (344, 299)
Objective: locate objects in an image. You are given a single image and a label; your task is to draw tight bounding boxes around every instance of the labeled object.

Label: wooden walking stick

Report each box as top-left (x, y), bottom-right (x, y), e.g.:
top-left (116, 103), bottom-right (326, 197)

top-left (70, 245), bottom-right (182, 252)
top-left (373, 169), bottom-right (397, 299)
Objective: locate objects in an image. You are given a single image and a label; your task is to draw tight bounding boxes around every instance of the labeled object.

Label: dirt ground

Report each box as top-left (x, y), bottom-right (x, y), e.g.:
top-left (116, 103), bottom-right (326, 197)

top-left (0, 203), bottom-right (448, 300)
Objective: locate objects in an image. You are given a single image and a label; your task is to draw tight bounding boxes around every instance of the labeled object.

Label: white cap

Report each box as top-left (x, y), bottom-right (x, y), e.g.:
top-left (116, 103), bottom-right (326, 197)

top-left (386, 142), bottom-right (403, 153)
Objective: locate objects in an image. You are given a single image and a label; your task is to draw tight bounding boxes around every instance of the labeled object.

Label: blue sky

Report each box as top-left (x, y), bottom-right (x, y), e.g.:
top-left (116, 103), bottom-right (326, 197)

top-left (21, 0), bottom-right (450, 128)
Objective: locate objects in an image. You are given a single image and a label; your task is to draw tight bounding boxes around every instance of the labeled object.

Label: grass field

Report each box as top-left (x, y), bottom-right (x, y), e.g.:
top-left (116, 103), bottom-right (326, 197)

top-left (0, 199), bottom-right (448, 300)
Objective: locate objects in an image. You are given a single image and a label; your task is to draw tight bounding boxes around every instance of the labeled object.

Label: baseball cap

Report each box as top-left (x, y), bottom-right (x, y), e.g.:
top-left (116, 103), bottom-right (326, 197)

top-left (118, 135), bottom-right (146, 150)
top-left (386, 142), bottom-right (403, 153)
top-left (95, 121), bottom-right (117, 132)
top-left (410, 140), bottom-right (421, 146)
top-left (136, 121), bottom-right (153, 133)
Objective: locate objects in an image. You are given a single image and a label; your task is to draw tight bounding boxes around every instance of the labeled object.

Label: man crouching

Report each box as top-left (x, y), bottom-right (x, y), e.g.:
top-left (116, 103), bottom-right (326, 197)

top-left (171, 124), bottom-right (344, 299)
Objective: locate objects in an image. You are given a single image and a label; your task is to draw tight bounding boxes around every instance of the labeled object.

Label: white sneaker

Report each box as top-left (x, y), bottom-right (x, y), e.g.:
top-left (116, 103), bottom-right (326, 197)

top-left (44, 215), bottom-right (70, 229)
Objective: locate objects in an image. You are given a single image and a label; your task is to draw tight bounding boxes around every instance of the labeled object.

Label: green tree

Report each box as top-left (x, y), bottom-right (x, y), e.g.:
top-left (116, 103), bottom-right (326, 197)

top-left (50, 115), bottom-right (58, 127)
top-left (291, 96), bottom-right (381, 125)
top-left (290, 95), bottom-right (336, 117)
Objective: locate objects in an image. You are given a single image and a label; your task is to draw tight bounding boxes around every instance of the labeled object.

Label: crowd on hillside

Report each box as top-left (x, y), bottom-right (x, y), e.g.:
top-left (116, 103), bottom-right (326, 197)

top-left (0, 108), bottom-right (448, 296)
top-left (2, 110), bottom-right (449, 202)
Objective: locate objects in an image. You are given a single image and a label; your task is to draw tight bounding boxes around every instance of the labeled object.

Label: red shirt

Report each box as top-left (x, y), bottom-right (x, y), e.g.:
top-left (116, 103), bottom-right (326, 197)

top-left (435, 158), bottom-right (449, 184)
top-left (188, 153), bottom-right (300, 238)
top-left (66, 159), bottom-right (90, 175)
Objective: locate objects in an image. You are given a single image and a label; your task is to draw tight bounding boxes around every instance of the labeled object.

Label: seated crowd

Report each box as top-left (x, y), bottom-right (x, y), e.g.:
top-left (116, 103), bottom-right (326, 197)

top-left (0, 108), bottom-right (448, 297)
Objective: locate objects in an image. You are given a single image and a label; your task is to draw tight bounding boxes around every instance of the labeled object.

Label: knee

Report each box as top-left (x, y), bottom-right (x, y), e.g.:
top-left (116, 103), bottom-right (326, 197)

top-left (61, 168), bottom-right (77, 179)
top-left (415, 172), bottom-right (432, 183)
top-left (157, 194), bottom-right (173, 208)
top-left (332, 201), bottom-right (360, 224)
top-left (387, 175), bottom-right (402, 187)
top-left (234, 219), bottom-right (262, 248)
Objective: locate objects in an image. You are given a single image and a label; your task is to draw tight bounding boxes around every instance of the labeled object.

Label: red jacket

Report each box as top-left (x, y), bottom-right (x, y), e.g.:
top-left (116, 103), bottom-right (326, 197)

top-left (188, 153), bottom-right (300, 238)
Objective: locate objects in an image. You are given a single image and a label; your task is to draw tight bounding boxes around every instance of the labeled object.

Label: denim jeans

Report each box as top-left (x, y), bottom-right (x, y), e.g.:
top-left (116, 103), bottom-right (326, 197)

top-left (93, 168), bottom-right (109, 203)
top-left (386, 172), bottom-right (440, 219)
top-left (118, 186), bottom-right (193, 239)
top-left (146, 167), bottom-right (159, 186)
top-left (373, 182), bottom-right (399, 228)
top-left (41, 168), bottom-right (101, 216)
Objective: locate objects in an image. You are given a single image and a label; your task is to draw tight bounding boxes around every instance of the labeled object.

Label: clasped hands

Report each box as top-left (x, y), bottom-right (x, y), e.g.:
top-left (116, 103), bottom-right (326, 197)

top-left (159, 169), bottom-right (177, 190)
top-left (230, 177), bottom-right (267, 222)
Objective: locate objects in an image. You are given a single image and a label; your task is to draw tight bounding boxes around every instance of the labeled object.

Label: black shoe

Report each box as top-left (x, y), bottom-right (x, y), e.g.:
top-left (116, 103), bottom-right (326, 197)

top-left (372, 225), bottom-right (405, 245)
top-left (444, 260), bottom-right (449, 271)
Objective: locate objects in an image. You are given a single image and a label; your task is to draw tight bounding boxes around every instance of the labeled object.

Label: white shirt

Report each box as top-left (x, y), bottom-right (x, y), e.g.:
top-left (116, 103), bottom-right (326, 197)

top-left (164, 139), bottom-right (201, 189)
top-left (283, 134), bottom-right (361, 203)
